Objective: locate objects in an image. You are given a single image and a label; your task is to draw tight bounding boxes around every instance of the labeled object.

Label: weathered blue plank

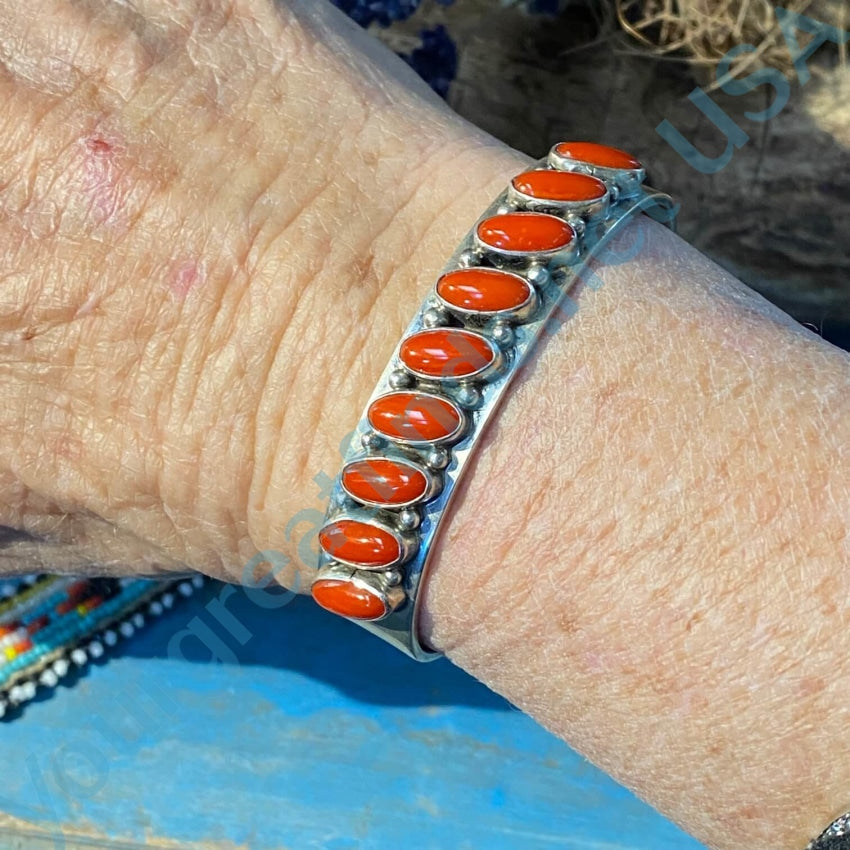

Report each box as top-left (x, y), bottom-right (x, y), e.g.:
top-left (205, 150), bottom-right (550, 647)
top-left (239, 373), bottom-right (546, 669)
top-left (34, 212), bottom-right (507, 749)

top-left (0, 580), bottom-right (704, 849)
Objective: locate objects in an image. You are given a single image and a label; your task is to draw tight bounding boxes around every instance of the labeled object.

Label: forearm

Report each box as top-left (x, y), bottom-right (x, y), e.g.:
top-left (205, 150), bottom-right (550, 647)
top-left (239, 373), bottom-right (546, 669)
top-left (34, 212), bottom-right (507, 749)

top-left (417, 213), bottom-right (850, 849)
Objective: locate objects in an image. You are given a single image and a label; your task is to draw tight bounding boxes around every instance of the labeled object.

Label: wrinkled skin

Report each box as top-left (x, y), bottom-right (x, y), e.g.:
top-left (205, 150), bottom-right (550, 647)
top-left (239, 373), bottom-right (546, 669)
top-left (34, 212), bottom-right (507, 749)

top-left (0, 0), bottom-right (521, 584)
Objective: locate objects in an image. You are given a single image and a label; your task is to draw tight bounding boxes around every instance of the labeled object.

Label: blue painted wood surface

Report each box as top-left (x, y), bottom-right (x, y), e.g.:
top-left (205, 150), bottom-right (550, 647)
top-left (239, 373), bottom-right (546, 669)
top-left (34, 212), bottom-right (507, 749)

top-left (0, 579), bottom-right (705, 849)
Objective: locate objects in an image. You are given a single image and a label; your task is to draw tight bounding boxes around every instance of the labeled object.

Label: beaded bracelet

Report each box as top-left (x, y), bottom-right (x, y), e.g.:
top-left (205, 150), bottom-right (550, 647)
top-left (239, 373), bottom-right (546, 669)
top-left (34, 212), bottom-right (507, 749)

top-left (310, 141), bottom-right (676, 660)
top-left (0, 573), bottom-right (205, 718)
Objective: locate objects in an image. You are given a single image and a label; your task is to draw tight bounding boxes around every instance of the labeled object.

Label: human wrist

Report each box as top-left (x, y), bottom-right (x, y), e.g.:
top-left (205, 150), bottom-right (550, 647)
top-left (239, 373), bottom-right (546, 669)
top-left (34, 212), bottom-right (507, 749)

top-left (243, 127), bottom-right (533, 590)
top-left (0, 0), bottom-right (531, 583)
top-left (418, 214), bottom-right (850, 848)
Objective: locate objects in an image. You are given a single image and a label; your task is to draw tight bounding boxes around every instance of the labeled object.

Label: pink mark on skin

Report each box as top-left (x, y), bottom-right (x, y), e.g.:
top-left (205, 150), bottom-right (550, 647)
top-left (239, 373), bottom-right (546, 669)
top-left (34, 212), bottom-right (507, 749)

top-left (80, 134), bottom-right (126, 227)
top-left (166, 257), bottom-right (206, 299)
top-left (53, 433), bottom-right (83, 463)
top-left (582, 651), bottom-right (608, 674)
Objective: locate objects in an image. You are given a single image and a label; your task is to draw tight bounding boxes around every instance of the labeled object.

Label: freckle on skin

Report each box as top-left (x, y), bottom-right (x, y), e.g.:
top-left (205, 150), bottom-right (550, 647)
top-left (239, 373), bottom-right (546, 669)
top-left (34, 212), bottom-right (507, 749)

top-left (166, 258), bottom-right (206, 299)
top-left (799, 675), bottom-right (826, 698)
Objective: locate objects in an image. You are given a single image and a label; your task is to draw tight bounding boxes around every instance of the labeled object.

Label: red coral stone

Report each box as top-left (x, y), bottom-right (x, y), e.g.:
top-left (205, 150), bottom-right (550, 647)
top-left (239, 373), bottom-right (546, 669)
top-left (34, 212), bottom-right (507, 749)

top-left (312, 579), bottom-right (387, 620)
top-left (477, 212), bottom-right (574, 253)
top-left (343, 458), bottom-right (428, 507)
top-left (368, 392), bottom-right (462, 443)
top-left (319, 519), bottom-right (401, 568)
top-left (436, 268), bottom-right (533, 314)
top-left (554, 141), bottom-right (641, 170)
top-left (400, 328), bottom-right (495, 379)
top-left (512, 170), bottom-right (607, 202)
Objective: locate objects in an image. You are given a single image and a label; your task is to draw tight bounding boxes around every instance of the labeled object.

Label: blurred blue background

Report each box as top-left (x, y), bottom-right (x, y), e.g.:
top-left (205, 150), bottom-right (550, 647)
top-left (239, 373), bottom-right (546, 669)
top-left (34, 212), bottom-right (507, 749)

top-left (1, 581), bottom-right (705, 849)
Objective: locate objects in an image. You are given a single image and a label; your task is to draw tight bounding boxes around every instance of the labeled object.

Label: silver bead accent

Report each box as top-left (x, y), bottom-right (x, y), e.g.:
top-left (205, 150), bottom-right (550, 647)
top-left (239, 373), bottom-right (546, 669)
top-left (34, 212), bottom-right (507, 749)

top-left (526, 264), bottom-right (551, 288)
top-left (398, 509), bottom-right (420, 531)
top-left (388, 369), bottom-right (414, 389)
top-left (385, 569), bottom-right (403, 586)
top-left (361, 431), bottom-right (384, 451)
top-left (495, 203), bottom-right (512, 215)
top-left (457, 249), bottom-right (479, 268)
top-left (492, 323), bottom-right (515, 347)
top-left (566, 215), bottom-right (586, 236)
top-left (422, 307), bottom-right (447, 328)
top-left (456, 385), bottom-right (482, 408)
top-left (426, 447), bottom-right (450, 469)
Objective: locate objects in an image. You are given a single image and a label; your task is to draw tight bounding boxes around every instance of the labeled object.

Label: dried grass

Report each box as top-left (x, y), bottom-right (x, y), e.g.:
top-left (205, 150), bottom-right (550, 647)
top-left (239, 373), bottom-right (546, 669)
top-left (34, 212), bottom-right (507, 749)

top-left (613, 0), bottom-right (845, 86)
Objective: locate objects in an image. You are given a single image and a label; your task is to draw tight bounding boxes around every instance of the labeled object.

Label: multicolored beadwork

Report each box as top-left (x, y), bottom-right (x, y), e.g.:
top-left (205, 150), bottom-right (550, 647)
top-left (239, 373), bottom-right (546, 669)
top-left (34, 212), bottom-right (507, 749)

top-left (0, 573), bottom-right (205, 719)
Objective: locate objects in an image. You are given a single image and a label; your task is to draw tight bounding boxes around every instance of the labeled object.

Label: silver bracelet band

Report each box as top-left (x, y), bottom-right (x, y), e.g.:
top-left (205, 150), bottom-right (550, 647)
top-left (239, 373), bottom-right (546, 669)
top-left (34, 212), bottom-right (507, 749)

top-left (809, 812), bottom-right (850, 849)
top-left (310, 141), bottom-right (676, 660)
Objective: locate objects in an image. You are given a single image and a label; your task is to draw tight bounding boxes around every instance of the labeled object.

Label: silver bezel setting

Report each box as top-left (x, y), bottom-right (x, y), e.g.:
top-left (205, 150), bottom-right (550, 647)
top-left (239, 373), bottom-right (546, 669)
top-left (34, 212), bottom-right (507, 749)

top-left (473, 210), bottom-right (579, 267)
top-left (367, 390), bottom-right (467, 447)
top-left (318, 512), bottom-right (417, 572)
top-left (313, 146), bottom-right (677, 660)
top-left (506, 171), bottom-right (610, 220)
top-left (399, 327), bottom-right (503, 385)
top-left (547, 144), bottom-right (646, 199)
top-left (435, 267), bottom-right (539, 323)
top-left (313, 564), bottom-right (406, 622)
top-left (340, 455), bottom-right (440, 510)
